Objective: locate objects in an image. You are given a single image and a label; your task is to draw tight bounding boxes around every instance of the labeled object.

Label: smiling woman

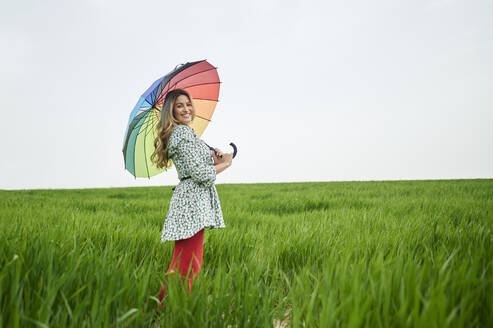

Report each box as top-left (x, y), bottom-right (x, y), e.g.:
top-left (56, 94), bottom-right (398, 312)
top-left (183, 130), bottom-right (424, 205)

top-left (150, 90), bottom-right (197, 171)
top-left (173, 94), bottom-right (193, 125)
top-left (150, 88), bottom-right (233, 310)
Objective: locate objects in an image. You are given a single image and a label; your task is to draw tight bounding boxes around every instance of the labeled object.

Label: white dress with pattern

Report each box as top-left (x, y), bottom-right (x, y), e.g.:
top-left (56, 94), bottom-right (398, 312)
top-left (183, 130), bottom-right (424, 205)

top-left (161, 124), bottom-right (225, 242)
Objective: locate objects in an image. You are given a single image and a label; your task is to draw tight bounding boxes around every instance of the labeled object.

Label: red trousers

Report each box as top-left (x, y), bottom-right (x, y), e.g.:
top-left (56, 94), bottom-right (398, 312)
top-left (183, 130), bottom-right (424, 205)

top-left (158, 229), bottom-right (204, 303)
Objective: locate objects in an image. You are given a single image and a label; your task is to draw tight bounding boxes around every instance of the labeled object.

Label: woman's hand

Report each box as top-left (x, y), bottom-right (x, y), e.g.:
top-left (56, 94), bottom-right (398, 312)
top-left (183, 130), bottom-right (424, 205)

top-left (220, 153), bottom-right (233, 167)
top-left (213, 150), bottom-right (233, 166)
top-left (214, 152), bottom-right (233, 174)
top-left (211, 148), bottom-right (224, 165)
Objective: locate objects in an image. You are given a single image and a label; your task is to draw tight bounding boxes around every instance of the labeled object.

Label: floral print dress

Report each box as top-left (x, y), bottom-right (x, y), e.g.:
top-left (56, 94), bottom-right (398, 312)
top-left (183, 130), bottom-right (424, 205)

top-left (161, 124), bottom-right (226, 242)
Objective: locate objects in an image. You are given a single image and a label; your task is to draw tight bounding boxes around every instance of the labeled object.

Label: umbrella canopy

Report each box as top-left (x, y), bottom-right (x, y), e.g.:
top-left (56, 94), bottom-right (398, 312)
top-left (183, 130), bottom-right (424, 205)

top-left (123, 60), bottom-right (221, 178)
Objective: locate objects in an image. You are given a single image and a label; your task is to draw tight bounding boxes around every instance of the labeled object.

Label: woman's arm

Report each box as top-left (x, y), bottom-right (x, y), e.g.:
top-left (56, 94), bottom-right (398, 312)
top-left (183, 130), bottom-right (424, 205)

top-left (175, 133), bottom-right (217, 187)
top-left (215, 161), bottom-right (231, 175)
top-left (214, 153), bottom-right (233, 175)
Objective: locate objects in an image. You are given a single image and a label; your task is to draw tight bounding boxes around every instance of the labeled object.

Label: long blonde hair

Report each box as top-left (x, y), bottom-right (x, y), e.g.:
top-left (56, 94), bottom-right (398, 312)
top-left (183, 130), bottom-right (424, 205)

top-left (151, 89), bottom-right (196, 169)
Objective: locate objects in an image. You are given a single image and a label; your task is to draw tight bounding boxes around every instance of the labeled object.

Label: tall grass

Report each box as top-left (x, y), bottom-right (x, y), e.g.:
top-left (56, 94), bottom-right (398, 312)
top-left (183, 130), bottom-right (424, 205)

top-left (1, 179), bottom-right (492, 327)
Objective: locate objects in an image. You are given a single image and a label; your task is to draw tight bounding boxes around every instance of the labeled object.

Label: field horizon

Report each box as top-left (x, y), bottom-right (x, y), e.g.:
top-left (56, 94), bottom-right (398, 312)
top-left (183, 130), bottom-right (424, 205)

top-left (2, 177), bottom-right (492, 192)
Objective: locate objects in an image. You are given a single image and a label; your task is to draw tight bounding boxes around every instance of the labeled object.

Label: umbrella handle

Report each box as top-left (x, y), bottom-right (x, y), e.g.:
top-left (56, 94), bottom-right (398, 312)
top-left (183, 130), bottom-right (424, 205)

top-left (208, 143), bottom-right (238, 159)
top-left (230, 142), bottom-right (238, 158)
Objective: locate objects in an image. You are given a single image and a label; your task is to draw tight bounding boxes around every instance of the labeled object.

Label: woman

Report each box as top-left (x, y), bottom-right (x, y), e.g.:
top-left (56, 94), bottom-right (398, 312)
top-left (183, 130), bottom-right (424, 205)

top-left (150, 89), bottom-right (233, 307)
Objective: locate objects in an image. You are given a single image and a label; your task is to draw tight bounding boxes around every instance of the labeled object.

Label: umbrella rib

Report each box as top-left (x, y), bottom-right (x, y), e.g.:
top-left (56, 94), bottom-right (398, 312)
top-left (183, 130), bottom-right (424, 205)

top-left (158, 61), bottom-right (200, 94)
top-left (147, 67), bottom-right (186, 107)
top-left (143, 111), bottom-right (152, 179)
top-left (125, 111), bottom-right (152, 140)
top-left (134, 110), bottom-right (160, 177)
top-left (194, 114), bottom-right (211, 122)
top-left (167, 67), bottom-right (218, 91)
top-left (123, 109), bottom-right (153, 155)
top-left (184, 81), bottom-right (221, 87)
top-left (170, 66), bottom-right (217, 87)
top-left (136, 114), bottom-right (158, 137)
top-left (157, 67), bottom-right (219, 103)
top-left (131, 110), bottom-right (151, 178)
top-left (182, 81), bottom-right (221, 91)
top-left (156, 92), bottom-right (220, 109)
top-left (125, 107), bottom-right (153, 136)
top-left (127, 110), bottom-right (155, 137)
top-left (192, 97), bottom-right (221, 102)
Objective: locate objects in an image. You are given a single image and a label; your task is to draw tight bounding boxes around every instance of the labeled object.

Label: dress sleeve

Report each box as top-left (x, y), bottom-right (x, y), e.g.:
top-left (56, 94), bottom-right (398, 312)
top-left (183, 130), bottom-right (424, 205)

top-left (172, 126), bottom-right (216, 187)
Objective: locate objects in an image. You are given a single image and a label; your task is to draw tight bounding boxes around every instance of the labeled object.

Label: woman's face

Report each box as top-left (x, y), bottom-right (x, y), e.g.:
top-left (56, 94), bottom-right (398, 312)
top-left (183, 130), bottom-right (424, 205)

top-left (173, 95), bottom-right (193, 125)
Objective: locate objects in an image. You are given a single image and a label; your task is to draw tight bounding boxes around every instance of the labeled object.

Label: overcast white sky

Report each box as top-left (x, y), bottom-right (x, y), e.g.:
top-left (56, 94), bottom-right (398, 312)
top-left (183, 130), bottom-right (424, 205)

top-left (1, 0), bottom-right (491, 190)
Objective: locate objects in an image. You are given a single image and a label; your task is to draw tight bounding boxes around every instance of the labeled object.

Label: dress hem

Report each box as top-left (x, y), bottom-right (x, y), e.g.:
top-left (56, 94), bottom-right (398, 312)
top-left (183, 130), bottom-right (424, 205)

top-left (161, 224), bottom-right (225, 243)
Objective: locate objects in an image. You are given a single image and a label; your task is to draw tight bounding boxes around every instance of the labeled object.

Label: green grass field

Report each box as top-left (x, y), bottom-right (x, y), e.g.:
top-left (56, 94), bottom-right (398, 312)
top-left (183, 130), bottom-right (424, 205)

top-left (1, 179), bottom-right (492, 327)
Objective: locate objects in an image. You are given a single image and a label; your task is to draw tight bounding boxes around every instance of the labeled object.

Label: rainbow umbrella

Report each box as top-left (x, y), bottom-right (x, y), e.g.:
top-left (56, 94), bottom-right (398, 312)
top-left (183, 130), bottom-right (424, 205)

top-left (123, 60), bottom-right (220, 178)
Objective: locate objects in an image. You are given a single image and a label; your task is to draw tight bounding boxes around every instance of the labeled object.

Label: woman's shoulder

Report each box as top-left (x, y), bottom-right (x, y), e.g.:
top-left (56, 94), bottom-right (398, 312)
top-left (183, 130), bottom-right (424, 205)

top-left (169, 125), bottom-right (196, 152)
